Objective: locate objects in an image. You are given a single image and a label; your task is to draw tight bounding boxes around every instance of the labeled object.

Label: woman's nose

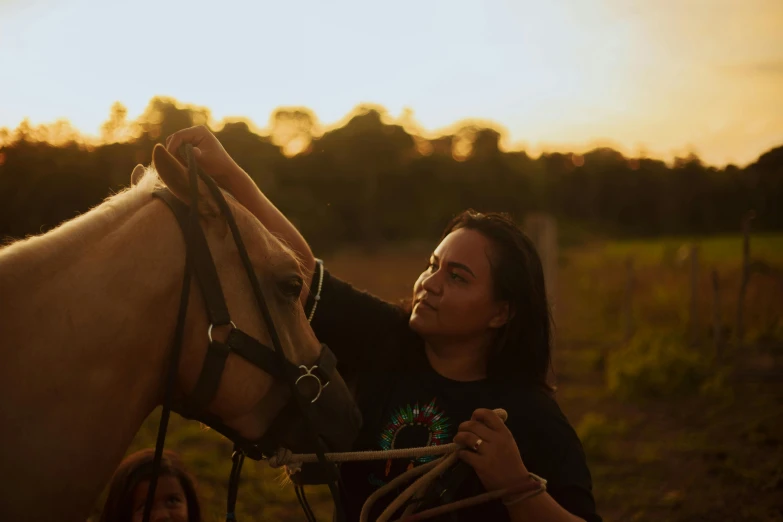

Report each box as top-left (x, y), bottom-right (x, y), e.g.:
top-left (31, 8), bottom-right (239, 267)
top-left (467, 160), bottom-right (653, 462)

top-left (421, 270), bottom-right (442, 295)
top-left (151, 507), bottom-right (172, 522)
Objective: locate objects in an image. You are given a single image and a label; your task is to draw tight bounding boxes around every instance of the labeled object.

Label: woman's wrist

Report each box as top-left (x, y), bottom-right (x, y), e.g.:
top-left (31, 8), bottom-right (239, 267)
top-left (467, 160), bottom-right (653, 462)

top-left (222, 163), bottom-right (253, 194)
top-left (501, 471), bottom-right (547, 505)
top-left (500, 463), bottom-right (531, 493)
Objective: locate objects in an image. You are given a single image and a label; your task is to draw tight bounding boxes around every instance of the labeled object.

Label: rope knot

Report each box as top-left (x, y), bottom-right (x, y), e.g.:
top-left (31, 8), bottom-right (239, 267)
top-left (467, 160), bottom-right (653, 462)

top-left (267, 447), bottom-right (294, 468)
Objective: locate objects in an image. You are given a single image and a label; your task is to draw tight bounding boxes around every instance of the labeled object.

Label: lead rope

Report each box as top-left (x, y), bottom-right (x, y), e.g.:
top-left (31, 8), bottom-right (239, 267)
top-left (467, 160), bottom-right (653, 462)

top-left (269, 409), bottom-right (548, 522)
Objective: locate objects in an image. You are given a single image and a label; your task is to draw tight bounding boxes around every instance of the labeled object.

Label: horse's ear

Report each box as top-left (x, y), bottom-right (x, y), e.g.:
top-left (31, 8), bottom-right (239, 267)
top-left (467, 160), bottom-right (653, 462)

top-left (152, 144), bottom-right (219, 216)
top-left (130, 164), bottom-right (146, 186)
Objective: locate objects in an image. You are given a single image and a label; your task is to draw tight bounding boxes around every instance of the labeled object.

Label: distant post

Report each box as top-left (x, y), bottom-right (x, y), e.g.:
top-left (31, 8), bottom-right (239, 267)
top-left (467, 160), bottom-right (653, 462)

top-left (736, 211), bottom-right (755, 347)
top-left (624, 257), bottom-right (635, 343)
top-left (712, 269), bottom-right (723, 359)
top-left (523, 213), bottom-right (558, 327)
top-left (689, 244), bottom-right (701, 345)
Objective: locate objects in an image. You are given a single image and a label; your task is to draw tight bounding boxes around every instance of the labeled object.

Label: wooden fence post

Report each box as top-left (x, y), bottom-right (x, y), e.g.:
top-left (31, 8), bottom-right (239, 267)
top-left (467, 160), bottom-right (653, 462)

top-left (624, 256), bottom-right (635, 343)
top-left (736, 211), bottom-right (755, 347)
top-left (689, 244), bottom-right (700, 345)
top-left (712, 269), bottom-right (723, 359)
top-left (523, 214), bottom-right (558, 319)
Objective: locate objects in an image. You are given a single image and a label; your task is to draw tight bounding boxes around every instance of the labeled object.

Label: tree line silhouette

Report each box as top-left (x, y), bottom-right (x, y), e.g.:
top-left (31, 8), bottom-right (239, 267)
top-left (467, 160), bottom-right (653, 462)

top-left (1, 97), bottom-right (781, 253)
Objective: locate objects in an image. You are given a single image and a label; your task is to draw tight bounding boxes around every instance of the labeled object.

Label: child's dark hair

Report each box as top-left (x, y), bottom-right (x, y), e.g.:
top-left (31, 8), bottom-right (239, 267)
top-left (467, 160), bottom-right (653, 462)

top-left (441, 209), bottom-right (554, 391)
top-left (99, 449), bottom-right (202, 522)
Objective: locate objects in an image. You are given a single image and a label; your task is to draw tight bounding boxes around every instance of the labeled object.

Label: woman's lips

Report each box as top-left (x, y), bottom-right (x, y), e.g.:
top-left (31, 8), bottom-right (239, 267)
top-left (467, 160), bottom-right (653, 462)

top-left (416, 299), bottom-right (437, 311)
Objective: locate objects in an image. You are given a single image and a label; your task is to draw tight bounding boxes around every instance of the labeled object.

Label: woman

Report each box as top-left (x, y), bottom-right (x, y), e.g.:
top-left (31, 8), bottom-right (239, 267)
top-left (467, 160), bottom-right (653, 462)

top-left (166, 126), bottom-right (601, 522)
top-left (99, 449), bottom-right (202, 522)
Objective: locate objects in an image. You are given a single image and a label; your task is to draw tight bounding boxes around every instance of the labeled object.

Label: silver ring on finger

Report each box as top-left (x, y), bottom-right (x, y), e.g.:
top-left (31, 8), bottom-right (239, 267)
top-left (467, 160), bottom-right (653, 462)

top-left (472, 437), bottom-right (483, 452)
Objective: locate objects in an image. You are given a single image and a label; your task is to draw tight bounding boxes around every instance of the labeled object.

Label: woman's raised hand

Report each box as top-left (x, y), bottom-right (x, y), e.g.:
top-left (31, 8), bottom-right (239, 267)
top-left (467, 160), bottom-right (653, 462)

top-left (166, 125), bottom-right (245, 190)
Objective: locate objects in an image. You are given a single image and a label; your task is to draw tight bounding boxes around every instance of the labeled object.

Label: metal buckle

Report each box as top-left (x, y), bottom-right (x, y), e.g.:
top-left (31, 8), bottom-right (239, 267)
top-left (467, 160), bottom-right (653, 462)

top-left (295, 365), bottom-right (330, 403)
top-left (207, 321), bottom-right (237, 343)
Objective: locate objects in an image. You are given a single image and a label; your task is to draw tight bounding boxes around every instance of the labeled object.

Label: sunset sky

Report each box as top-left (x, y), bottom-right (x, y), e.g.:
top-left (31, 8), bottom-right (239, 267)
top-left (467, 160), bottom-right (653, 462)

top-left (1, 0), bottom-right (781, 166)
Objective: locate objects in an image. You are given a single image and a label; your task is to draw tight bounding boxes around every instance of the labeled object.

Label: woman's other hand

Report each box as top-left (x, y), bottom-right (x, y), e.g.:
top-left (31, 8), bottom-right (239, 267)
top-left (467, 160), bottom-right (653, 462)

top-left (453, 408), bottom-right (530, 493)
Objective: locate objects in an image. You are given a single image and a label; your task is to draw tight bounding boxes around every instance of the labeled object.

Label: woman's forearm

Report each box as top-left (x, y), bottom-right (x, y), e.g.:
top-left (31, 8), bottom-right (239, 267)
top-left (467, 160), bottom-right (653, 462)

top-left (225, 165), bottom-right (317, 295)
top-left (506, 492), bottom-right (585, 522)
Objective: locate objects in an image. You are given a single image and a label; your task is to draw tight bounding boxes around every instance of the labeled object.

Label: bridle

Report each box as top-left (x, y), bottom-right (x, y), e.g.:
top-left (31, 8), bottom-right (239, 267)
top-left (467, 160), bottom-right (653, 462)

top-left (140, 144), bottom-right (346, 522)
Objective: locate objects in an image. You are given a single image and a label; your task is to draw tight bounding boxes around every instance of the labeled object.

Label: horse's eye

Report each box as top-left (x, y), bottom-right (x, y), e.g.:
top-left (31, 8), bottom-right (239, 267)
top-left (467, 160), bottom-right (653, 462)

top-left (280, 276), bottom-right (304, 299)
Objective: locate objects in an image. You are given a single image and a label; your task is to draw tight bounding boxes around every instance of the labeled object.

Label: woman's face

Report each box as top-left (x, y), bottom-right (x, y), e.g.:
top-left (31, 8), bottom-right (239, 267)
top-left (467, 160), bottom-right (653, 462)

top-left (131, 475), bottom-right (189, 522)
top-left (410, 228), bottom-right (508, 342)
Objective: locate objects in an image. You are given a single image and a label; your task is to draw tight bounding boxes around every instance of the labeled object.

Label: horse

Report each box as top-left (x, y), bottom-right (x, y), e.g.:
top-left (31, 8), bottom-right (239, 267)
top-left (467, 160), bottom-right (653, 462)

top-left (0, 144), bottom-right (361, 522)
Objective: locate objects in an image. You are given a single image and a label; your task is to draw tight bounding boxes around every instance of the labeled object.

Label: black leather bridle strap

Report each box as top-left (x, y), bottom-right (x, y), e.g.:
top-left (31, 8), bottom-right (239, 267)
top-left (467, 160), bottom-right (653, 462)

top-left (153, 189), bottom-right (232, 327)
top-left (226, 445), bottom-right (245, 521)
top-left (224, 328), bottom-right (286, 379)
top-left (181, 144), bottom-right (347, 522)
top-left (295, 484), bottom-right (317, 522)
top-left (189, 340), bottom-right (231, 409)
top-left (141, 223), bottom-right (195, 522)
top-left (143, 144), bottom-right (346, 522)
top-left (154, 189), bottom-right (233, 412)
top-left (143, 148), bottom-right (205, 522)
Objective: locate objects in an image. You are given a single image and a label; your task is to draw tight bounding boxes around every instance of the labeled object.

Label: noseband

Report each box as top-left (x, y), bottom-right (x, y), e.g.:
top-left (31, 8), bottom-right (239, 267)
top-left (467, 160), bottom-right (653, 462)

top-left (141, 144), bottom-right (345, 522)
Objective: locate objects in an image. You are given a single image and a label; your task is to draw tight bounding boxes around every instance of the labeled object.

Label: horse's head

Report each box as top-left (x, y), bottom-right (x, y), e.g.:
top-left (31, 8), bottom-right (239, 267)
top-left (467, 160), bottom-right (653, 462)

top-left (150, 144), bottom-right (361, 456)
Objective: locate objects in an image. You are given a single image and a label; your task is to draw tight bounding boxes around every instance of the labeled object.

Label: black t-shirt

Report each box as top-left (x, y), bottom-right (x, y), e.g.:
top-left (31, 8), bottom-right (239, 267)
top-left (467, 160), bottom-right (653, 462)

top-left (307, 267), bottom-right (601, 522)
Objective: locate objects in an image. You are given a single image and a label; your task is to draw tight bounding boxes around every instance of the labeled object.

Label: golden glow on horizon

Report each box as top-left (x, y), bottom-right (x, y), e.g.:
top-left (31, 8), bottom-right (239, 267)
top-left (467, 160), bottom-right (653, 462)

top-left (0, 0), bottom-right (781, 166)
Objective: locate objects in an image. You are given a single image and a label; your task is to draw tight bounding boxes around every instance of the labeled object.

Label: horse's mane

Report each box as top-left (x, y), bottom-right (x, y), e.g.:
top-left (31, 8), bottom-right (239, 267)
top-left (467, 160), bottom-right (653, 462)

top-left (0, 166), bottom-right (163, 267)
top-left (0, 165), bottom-right (308, 283)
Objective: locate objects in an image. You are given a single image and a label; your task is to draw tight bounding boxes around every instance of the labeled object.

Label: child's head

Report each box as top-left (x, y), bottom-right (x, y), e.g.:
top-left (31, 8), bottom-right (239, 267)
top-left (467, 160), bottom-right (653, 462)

top-left (100, 449), bottom-right (201, 522)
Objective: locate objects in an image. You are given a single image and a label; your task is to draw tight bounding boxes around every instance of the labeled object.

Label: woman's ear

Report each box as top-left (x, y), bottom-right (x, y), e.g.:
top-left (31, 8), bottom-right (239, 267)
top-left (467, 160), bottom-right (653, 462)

top-left (488, 301), bottom-right (512, 329)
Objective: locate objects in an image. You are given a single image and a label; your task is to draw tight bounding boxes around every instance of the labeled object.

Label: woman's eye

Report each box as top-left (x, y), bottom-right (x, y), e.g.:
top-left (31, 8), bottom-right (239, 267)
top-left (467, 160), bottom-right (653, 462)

top-left (166, 495), bottom-right (183, 506)
top-left (450, 272), bottom-right (466, 283)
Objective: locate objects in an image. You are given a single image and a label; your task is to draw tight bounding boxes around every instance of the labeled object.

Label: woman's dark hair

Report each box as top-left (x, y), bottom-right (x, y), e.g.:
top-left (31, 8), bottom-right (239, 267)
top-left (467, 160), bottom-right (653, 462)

top-left (440, 209), bottom-right (554, 391)
top-left (99, 449), bottom-right (202, 522)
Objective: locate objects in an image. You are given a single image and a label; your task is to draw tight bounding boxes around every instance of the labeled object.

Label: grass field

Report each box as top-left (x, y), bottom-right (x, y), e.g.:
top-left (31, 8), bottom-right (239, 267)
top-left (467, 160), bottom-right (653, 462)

top-left (89, 233), bottom-right (783, 521)
top-left (588, 233), bottom-right (783, 267)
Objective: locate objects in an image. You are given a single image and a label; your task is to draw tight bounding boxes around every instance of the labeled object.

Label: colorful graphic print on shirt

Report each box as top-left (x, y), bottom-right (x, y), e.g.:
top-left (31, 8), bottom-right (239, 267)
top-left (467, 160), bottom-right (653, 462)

top-left (376, 397), bottom-right (452, 480)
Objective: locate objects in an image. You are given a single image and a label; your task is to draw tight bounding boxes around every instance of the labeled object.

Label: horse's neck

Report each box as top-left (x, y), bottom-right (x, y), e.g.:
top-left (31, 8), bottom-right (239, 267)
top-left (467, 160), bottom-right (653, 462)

top-left (0, 189), bottom-right (187, 522)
